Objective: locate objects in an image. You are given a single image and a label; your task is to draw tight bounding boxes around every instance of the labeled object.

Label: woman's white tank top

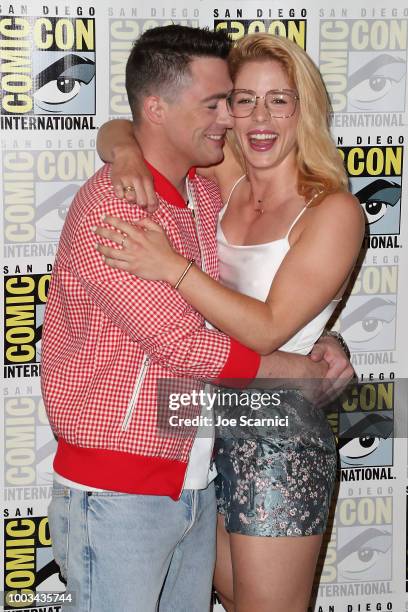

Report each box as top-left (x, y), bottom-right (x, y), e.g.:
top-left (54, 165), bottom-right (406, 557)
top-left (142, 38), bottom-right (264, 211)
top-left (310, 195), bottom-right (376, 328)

top-left (217, 176), bottom-right (340, 355)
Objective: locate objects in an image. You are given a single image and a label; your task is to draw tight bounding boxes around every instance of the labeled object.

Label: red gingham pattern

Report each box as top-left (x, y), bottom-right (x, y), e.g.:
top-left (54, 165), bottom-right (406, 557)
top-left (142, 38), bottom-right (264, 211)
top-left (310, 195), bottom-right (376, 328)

top-left (41, 163), bottom-right (260, 496)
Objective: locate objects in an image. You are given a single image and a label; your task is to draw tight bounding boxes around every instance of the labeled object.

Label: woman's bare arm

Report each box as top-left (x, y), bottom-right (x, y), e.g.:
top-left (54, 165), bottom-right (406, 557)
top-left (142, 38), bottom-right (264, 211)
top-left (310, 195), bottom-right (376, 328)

top-left (97, 120), bottom-right (244, 207)
top-left (96, 192), bottom-right (364, 355)
top-left (97, 119), bottom-right (157, 209)
top-left (97, 119), bottom-right (135, 164)
top-left (169, 193), bottom-right (363, 354)
top-left (171, 193), bottom-right (364, 353)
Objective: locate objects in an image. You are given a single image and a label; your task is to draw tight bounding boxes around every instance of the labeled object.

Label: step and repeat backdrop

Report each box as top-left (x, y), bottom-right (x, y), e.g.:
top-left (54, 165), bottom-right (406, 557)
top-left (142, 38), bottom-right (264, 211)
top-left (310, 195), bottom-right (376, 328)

top-left (1, 1), bottom-right (407, 611)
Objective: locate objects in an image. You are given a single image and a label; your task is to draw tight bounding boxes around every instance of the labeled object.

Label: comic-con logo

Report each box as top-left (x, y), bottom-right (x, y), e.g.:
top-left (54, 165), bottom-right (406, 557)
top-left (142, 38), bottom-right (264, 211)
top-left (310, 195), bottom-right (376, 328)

top-left (3, 149), bottom-right (95, 251)
top-left (109, 19), bottom-right (198, 117)
top-left (339, 145), bottom-right (402, 247)
top-left (337, 265), bottom-right (397, 355)
top-left (214, 19), bottom-right (306, 48)
top-left (319, 20), bottom-right (407, 113)
top-left (4, 274), bottom-right (50, 378)
top-left (0, 16), bottom-right (95, 115)
top-left (4, 394), bottom-right (56, 488)
top-left (321, 496), bottom-right (393, 586)
top-left (3, 515), bottom-right (64, 609)
top-left (338, 382), bottom-right (394, 477)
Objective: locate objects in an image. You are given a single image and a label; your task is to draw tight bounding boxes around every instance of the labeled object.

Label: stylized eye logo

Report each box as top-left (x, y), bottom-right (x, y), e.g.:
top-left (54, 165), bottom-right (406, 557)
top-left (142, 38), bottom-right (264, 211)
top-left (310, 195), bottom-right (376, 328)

top-left (35, 184), bottom-right (78, 242)
top-left (351, 76), bottom-right (394, 103)
top-left (340, 297), bottom-right (396, 347)
top-left (369, 76), bottom-right (387, 92)
top-left (339, 412), bottom-right (393, 466)
top-left (341, 435), bottom-right (380, 458)
top-left (366, 201), bottom-right (384, 220)
top-left (348, 54), bottom-right (406, 110)
top-left (337, 527), bottom-right (392, 580)
top-left (57, 77), bottom-right (77, 93)
top-left (34, 54), bottom-right (95, 113)
top-left (355, 179), bottom-right (401, 225)
top-left (37, 77), bottom-right (80, 105)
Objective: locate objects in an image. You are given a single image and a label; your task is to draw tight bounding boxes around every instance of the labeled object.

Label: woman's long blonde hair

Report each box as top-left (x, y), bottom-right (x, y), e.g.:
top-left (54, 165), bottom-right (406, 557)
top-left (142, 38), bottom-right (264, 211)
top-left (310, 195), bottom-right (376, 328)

top-left (227, 34), bottom-right (348, 200)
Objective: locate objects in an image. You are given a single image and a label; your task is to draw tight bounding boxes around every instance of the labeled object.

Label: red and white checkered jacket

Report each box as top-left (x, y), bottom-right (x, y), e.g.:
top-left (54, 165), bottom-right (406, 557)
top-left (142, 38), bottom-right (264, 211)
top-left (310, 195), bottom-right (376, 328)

top-left (41, 162), bottom-right (260, 499)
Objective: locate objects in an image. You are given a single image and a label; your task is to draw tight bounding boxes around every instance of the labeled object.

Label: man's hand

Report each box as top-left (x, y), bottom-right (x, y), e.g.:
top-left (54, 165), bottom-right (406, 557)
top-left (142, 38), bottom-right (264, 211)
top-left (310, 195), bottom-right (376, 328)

top-left (256, 351), bottom-right (329, 383)
top-left (254, 352), bottom-right (329, 403)
top-left (310, 334), bottom-right (355, 405)
top-left (255, 336), bottom-right (354, 405)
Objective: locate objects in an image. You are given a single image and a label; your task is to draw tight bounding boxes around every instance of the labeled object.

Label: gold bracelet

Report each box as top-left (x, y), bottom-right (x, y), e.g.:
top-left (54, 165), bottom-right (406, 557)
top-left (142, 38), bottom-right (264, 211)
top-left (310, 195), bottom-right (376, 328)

top-left (174, 259), bottom-right (195, 290)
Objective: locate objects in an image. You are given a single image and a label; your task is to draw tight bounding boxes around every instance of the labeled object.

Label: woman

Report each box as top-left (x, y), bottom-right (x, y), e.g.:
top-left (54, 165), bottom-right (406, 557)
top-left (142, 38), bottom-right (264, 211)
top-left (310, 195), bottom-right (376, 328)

top-left (96, 34), bottom-right (364, 612)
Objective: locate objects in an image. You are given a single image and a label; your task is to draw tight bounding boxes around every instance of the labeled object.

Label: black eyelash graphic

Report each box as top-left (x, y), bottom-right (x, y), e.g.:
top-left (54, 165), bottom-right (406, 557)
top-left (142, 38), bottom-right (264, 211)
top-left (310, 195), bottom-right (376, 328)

top-left (337, 527), bottom-right (391, 565)
top-left (338, 413), bottom-right (393, 449)
top-left (355, 179), bottom-right (401, 207)
top-left (35, 560), bottom-right (61, 588)
top-left (348, 54), bottom-right (405, 91)
top-left (340, 297), bottom-right (396, 333)
top-left (34, 54), bottom-right (95, 92)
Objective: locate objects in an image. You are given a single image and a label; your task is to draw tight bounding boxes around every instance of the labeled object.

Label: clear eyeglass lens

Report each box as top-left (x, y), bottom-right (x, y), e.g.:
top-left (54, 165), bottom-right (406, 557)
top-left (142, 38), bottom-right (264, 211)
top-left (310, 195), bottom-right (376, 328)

top-left (265, 93), bottom-right (296, 117)
top-left (228, 92), bottom-right (296, 117)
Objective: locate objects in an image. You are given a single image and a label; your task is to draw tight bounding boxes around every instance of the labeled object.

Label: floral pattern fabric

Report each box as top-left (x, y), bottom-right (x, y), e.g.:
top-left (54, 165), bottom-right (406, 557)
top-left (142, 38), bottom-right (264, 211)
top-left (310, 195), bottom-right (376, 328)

top-left (214, 389), bottom-right (337, 537)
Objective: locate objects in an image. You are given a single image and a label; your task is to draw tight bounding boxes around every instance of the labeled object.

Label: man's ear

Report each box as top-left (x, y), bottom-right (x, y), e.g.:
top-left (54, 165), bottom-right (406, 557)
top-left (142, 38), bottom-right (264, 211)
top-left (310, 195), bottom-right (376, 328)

top-left (142, 95), bottom-right (167, 125)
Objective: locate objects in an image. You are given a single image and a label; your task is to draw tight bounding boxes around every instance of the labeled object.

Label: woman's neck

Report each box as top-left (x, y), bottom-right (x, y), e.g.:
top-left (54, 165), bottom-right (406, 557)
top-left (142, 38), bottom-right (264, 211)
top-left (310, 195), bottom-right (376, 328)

top-left (245, 156), bottom-right (299, 210)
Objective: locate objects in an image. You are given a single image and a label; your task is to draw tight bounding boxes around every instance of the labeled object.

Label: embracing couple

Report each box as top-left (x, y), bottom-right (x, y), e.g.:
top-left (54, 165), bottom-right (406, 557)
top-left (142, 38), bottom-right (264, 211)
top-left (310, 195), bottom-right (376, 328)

top-left (42, 24), bottom-right (364, 612)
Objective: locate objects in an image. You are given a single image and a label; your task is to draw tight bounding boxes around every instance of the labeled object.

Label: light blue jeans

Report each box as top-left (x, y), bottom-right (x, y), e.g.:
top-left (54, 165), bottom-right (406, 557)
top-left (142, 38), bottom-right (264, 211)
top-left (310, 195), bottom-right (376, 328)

top-left (48, 480), bottom-right (216, 612)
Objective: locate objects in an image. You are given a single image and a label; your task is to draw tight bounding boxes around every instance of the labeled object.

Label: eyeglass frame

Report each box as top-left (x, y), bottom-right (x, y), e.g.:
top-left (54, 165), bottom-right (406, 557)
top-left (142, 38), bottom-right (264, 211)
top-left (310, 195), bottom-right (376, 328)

top-left (226, 88), bottom-right (300, 119)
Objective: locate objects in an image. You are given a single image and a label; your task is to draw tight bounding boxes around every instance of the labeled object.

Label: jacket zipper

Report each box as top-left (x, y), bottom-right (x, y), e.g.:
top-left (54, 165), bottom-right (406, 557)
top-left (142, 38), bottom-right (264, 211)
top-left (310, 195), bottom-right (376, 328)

top-left (121, 355), bottom-right (150, 431)
top-left (186, 180), bottom-right (205, 274)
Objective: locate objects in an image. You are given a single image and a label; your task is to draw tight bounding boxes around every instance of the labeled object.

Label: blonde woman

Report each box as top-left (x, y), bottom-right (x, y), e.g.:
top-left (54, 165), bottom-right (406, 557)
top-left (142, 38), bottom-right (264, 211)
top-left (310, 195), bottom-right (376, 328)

top-left (96, 34), bottom-right (363, 612)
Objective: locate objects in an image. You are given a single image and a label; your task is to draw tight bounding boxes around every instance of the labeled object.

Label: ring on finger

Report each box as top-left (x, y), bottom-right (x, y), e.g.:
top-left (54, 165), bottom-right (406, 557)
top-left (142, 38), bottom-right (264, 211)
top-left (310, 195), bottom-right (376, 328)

top-left (124, 186), bottom-right (135, 193)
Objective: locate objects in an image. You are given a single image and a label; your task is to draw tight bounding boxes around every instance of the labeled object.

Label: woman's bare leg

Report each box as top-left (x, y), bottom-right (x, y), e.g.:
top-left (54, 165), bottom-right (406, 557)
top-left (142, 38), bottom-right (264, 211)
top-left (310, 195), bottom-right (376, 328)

top-left (230, 532), bottom-right (323, 612)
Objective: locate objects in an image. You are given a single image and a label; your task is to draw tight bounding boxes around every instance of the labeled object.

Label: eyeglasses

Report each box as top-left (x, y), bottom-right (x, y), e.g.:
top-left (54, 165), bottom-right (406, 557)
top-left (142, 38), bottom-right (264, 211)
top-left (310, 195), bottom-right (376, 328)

top-left (226, 89), bottom-right (299, 119)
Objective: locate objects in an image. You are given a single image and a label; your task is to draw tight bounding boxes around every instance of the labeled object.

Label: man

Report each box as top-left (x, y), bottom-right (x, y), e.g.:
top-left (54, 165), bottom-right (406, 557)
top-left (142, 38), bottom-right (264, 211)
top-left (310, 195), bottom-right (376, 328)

top-left (42, 25), bottom-right (350, 612)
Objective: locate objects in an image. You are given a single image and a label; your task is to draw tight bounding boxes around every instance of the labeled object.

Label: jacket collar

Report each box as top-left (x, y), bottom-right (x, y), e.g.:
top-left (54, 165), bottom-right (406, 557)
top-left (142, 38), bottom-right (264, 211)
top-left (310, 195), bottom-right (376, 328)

top-left (144, 161), bottom-right (197, 209)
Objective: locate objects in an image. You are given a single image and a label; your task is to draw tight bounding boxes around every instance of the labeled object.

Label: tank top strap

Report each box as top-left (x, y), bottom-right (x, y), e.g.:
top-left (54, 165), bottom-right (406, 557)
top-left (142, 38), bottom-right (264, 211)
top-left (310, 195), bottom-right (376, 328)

top-left (284, 191), bottom-right (324, 240)
top-left (284, 206), bottom-right (308, 240)
top-left (220, 175), bottom-right (246, 219)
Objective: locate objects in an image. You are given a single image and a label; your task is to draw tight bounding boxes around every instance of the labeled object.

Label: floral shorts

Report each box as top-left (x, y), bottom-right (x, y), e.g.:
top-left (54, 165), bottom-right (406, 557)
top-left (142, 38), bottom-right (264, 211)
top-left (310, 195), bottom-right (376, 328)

top-left (214, 389), bottom-right (337, 537)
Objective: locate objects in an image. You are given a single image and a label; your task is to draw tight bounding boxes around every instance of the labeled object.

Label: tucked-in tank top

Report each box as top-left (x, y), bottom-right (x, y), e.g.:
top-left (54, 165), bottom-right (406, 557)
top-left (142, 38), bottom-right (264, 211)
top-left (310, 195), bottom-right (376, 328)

top-left (217, 176), bottom-right (341, 355)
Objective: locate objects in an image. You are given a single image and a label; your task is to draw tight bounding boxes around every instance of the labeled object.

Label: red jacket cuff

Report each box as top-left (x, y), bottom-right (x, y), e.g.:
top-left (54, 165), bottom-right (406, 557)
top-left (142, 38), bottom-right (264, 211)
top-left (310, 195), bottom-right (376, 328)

top-left (218, 338), bottom-right (260, 387)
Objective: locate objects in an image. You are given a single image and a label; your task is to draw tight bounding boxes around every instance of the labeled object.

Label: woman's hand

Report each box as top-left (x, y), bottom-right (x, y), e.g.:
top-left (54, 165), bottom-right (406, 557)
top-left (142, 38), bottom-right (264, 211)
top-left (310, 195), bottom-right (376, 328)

top-left (111, 145), bottom-right (158, 213)
top-left (97, 119), bottom-right (158, 212)
top-left (93, 215), bottom-right (187, 284)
